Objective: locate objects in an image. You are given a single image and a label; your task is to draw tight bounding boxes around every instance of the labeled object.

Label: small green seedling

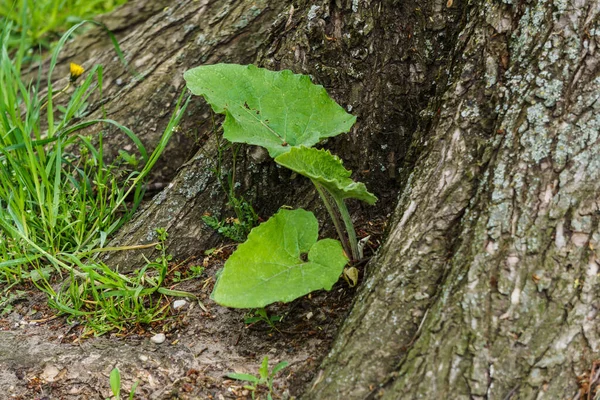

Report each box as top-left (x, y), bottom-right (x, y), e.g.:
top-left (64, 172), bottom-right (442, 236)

top-left (227, 356), bottom-right (289, 400)
top-left (118, 149), bottom-right (140, 168)
top-left (244, 308), bottom-right (283, 330)
top-left (201, 129), bottom-right (258, 242)
top-left (0, 289), bottom-right (26, 316)
top-left (107, 367), bottom-right (139, 400)
top-left (172, 265), bottom-right (204, 283)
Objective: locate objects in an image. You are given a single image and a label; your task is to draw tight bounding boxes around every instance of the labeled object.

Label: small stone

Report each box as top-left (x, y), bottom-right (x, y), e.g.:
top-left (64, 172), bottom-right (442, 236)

top-left (41, 364), bottom-right (60, 382)
top-left (150, 333), bottom-right (166, 344)
top-left (139, 354), bottom-right (149, 362)
top-left (173, 300), bottom-right (187, 310)
top-left (68, 386), bottom-right (82, 395)
top-left (306, 312), bottom-right (313, 320)
top-left (249, 146), bottom-right (269, 164)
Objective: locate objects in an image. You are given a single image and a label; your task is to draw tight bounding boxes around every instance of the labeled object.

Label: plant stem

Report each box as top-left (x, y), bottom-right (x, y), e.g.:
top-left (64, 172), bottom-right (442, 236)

top-left (40, 82), bottom-right (70, 112)
top-left (230, 144), bottom-right (243, 221)
top-left (313, 181), bottom-right (351, 259)
top-left (77, 242), bottom-right (160, 258)
top-left (333, 195), bottom-right (359, 261)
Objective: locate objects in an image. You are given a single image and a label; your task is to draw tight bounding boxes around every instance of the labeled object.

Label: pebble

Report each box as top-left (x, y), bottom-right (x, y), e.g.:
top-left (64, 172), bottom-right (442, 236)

top-left (150, 333), bottom-right (166, 344)
top-left (173, 300), bottom-right (187, 310)
top-left (41, 364), bottom-right (60, 381)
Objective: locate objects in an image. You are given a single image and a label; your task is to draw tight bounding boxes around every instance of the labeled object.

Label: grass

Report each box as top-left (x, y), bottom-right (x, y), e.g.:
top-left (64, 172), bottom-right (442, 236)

top-left (0, 13), bottom-right (194, 336)
top-left (0, 0), bottom-right (128, 52)
top-left (45, 229), bottom-right (197, 336)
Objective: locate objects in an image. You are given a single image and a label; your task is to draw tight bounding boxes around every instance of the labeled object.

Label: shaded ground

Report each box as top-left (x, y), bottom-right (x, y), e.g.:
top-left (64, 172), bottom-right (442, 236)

top-left (0, 218), bottom-right (385, 399)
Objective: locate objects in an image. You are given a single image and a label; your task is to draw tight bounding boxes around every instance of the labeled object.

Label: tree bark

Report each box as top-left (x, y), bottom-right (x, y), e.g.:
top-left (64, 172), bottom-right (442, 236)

top-left (58, 0), bottom-right (600, 398)
top-left (308, 1), bottom-right (600, 399)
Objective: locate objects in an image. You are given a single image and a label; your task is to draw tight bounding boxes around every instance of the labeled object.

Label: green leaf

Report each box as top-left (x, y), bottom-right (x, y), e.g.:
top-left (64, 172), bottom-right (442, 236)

top-left (109, 368), bottom-right (121, 398)
top-left (271, 361), bottom-right (289, 377)
top-left (227, 373), bottom-right (260, 384)
top-left (128, 381), bottom-right (139, 400)
top-left (259, 356), bottom-right (269, 381)
top-left (275, 146), bottom-right (377, 204)
top-left (211, 209), bottom-right (348, 308)
top-left (156, 287), bottom-right (197, 298)
top-left (183, 64), bottom-right (356, 157)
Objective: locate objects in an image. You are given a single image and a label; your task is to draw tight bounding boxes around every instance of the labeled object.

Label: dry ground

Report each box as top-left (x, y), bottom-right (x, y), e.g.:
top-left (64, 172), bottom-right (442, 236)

top-left (0, 219), bottom-right (385, 399)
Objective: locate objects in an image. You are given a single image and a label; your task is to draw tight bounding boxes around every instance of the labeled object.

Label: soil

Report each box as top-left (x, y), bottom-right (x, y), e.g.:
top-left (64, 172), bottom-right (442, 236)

top-left (0, 218), bottom-right (386, 400)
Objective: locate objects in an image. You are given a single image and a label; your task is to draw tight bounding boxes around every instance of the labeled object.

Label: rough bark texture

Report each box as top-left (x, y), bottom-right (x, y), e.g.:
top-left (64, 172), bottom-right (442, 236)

top-left (45, 0), bottom-right (600, 398)
top-left (309, 1), bottom-right (600, 399)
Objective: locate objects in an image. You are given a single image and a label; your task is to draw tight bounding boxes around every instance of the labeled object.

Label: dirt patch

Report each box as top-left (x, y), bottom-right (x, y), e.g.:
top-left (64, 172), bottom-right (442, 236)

top-left (0, 219), bottom-right (385, 399)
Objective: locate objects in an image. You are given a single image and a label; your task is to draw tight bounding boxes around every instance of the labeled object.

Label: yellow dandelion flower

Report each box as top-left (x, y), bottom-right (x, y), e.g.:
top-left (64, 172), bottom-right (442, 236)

top-left (69, 63), bottom-right (85, 82)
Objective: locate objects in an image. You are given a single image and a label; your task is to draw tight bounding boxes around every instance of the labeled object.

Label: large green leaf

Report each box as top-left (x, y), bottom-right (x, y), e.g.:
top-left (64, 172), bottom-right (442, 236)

top-left (275, 146), bottom-right (377, 204)
top-left (211, 208), bottom-right (347, 308)
top-left (183, 64), bottom-right (356, 157)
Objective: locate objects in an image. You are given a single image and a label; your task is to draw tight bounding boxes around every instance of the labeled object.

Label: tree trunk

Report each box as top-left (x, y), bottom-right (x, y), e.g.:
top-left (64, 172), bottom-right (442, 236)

top-left (308, 1), bottom-right (600, 399)
top-left (57, 0), bottom-right (600, 398)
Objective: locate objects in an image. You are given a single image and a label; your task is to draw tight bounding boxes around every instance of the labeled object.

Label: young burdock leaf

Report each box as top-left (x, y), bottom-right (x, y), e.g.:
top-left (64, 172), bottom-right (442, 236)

top-left (275, 146), bottom-right (377, 204)
top-left (211, 209), bottom-right (348, 308)
top-left (183, 64), bottom-right (356, 157)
